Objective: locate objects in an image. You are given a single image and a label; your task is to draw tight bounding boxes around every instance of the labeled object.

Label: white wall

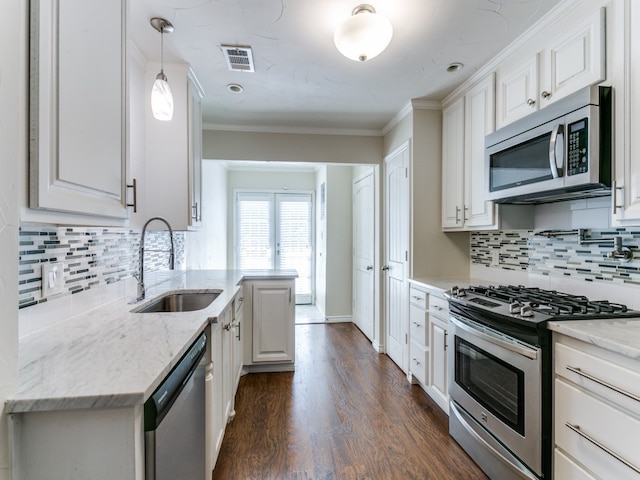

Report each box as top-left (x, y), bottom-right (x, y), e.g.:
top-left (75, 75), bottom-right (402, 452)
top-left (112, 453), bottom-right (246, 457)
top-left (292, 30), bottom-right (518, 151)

top-left (203, 130), bottom-right (382, 165)
top-left (324, 166), bottom-right (354, 319)
top-left (185, 161), bottom-right (228, 269)
top-left (315, 167), bottom-right (327, 315)
top-left (0, 1), bottom-right (23, 478)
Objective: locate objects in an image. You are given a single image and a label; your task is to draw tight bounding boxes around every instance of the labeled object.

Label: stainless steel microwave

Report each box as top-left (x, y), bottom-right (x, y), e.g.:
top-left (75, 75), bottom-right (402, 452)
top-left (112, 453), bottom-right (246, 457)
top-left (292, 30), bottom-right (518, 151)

top-left (485, 85), bottom-right (612, 204)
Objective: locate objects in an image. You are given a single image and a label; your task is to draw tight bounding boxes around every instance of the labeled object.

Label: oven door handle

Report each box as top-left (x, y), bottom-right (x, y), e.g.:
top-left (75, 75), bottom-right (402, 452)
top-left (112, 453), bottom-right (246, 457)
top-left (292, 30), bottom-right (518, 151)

top-left (450, 316), bottom-right (538, 360)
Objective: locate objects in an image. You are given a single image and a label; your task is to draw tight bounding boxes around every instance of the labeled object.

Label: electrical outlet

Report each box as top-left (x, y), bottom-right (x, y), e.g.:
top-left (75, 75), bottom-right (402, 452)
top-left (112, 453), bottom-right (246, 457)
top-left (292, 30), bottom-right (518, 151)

top-left (42, 262), bottom-right (65, 297)
top-left (492, 250), bottom-right (500, 266)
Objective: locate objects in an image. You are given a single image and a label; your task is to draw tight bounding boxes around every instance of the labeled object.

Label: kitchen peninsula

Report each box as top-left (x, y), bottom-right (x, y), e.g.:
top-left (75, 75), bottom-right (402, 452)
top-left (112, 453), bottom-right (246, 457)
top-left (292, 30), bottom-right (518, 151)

top-left (8, 269), bottom-right (296, 480)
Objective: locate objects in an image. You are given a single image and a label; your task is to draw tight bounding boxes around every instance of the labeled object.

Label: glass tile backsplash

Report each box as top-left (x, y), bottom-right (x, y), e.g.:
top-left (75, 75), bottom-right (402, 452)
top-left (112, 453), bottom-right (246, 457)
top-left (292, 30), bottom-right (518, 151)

top-left (18, 226), bottom-right (185, 308)
top-left (471, 228), bottom-right (640, 285)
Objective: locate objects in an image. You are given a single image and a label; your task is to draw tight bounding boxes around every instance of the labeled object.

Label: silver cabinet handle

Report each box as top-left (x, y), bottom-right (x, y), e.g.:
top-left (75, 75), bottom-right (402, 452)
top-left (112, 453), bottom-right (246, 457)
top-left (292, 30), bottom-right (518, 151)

top-left (565, 423), bottom-right (640, 475)
top-left (126, 178), bottom-right (138, 213)
top-left (411, 321), bottom-right (422, 327)
top-left (566, 365), bottom-right (640, 403)
top-left (381, 266), bottom-right (390, 271)
top-left (432, 305), bottom-right (443, 311)
top-left (527, 98), bottom-right (536, 106)
top-left (613, 180), bottom-right (623, 214)
top-left (541, 90), bottom-right (551, 99)
top-left (366, 265), bottom-right (373, 270)
top-left (463, 205), bottom-right (469, 222)
top-left (444, 331), bottom-right (448, 351)
top-left (455, 206), bottom-right (461, 224)
top-left (412, 358), bottom-right (421, 365)
top-left (411, 295), bottom-right (423, 301)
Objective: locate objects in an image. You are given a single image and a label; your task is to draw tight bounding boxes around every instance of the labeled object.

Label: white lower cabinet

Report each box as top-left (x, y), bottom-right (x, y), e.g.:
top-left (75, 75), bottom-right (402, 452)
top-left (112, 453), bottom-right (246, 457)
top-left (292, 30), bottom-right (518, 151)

top-left (427, 295), bottom-right (449, 413)
top-left (242, 279), bottom-right (295, 369)
top-left (408, 284), bottom-right (429, 386)
top-left (207, 291), bottom-right (244, 473)
top-left (407, 282), bottom-right (449, 414)
top-left (553, 334), bottom-right (640, 480)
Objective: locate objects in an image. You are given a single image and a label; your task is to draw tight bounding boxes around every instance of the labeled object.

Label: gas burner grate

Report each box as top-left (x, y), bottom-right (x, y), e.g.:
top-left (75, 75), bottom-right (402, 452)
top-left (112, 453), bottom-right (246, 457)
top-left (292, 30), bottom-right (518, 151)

top-left (466, 285), bottom-right (631, 318)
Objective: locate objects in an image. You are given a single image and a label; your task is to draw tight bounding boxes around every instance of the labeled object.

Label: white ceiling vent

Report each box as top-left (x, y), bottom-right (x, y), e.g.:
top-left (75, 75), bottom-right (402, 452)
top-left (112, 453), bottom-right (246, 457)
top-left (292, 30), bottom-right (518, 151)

top-left (221, 45), bottom-right (255, 73)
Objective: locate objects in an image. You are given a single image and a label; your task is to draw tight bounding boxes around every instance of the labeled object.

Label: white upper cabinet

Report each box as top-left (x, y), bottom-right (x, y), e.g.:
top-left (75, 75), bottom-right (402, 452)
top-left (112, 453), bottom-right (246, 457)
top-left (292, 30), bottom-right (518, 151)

top-left (442, 74), bottom-right (496, 231)
top-left (442, 97), bottom-right (465, 229)
top-left (464, 74), bottom-right (496, 229)
top-left (497, 7), bottom-right (605, 128)
top-left (29, 0), bottom-right (129, 220)
top-left (613, 0), bottom-right (640, 225)
top-left (144, 64), bottom-right (204, 230)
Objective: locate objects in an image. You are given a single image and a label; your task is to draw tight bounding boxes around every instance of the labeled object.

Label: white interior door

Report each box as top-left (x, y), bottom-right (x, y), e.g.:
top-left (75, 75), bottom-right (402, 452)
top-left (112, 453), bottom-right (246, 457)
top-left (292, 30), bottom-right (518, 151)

top-left (384, 144), bottom-right (409, 372)
top-left (353, 172), bottom-right (375, 341)
top-left (236, 191), bottom-right (313, 304)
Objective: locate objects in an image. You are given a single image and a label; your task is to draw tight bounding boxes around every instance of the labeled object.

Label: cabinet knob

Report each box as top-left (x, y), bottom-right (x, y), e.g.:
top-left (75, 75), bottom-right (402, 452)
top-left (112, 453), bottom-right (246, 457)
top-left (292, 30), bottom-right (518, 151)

top-left (527, 98), bottom-right (536, 106)
top-left (541, 90), bottom-right (551, 99)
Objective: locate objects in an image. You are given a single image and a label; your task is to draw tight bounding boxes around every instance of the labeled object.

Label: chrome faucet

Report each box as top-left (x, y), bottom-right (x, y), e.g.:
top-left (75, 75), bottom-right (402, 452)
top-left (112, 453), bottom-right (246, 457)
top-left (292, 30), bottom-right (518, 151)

top-left (137, 216), bottom-right (175, 302)
top-left (608, 236), bottom-right (633, 263)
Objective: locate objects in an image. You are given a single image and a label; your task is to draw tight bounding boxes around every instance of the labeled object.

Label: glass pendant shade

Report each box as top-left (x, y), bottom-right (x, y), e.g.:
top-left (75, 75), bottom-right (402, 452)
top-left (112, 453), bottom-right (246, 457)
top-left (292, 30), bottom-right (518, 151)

top-left (151, 72), bottom-right (174, 121)
top-left (334, 5), bottom-right (393, 62)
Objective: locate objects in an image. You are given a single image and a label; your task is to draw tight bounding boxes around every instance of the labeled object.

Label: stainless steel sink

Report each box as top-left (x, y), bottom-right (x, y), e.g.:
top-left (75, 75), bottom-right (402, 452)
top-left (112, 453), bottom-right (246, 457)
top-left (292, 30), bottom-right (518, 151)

top-left (133, 291), bottom-right (220, 313)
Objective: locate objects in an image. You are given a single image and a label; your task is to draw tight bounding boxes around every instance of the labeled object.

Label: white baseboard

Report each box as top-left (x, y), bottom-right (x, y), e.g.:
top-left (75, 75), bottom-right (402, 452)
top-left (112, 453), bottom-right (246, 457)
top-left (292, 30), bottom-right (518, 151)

top-left (324, 315), bottom-right (352, 323)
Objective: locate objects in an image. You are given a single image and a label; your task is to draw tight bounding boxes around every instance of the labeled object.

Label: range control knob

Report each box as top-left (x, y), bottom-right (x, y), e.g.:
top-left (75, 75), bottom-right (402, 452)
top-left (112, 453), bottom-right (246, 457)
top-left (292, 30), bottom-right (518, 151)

top-left (509, 302), bottom-right (521, 314)
top-left (457, 288), bottom-right (466, 298)
top-left (520, 302), bottom-right (534, 317)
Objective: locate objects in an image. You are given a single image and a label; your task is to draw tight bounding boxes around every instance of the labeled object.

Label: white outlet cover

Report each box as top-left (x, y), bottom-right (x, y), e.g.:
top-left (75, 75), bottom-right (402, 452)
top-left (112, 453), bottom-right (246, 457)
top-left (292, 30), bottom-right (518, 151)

top-left (42, 262), bottom-right (65, 297)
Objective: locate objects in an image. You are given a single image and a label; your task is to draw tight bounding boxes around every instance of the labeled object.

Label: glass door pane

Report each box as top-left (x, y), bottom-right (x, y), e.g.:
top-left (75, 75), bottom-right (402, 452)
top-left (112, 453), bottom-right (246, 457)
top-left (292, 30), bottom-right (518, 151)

top-left (236, 192), bottom-right (274, 269)
top-left (276, 193), bottom-right (313, 304)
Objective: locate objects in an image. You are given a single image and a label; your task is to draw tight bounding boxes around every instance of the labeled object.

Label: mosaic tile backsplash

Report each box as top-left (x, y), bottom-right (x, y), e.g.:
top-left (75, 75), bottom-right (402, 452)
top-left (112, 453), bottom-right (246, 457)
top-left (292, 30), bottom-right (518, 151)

top-left (18, 226), bottom-right (185, 308)
top-left (472, 228), bottom-right (640, 286)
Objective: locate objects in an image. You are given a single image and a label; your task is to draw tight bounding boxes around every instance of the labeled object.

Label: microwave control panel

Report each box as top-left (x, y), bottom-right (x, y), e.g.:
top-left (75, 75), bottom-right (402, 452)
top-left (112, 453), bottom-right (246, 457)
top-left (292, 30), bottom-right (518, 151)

top-left (567, 118), bottom-right (588, 176)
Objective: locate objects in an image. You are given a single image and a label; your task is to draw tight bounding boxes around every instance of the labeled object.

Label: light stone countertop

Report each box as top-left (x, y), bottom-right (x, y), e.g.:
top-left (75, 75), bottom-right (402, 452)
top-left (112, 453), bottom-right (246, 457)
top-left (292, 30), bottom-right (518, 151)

top-left (7, 269), bottom-right (297, 414)
top-left (548, 318), bottom-right (640, 361)
top-left (409, 277), bottom-right (491, 295)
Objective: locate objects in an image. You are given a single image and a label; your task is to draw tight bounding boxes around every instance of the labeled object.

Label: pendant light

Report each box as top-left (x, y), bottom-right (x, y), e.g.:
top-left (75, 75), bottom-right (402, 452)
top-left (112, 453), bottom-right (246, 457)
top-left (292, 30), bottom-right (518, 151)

top-left (334, 4), bottom-right (393, 62)
top-left (150, 17), bottom-right (174, 121)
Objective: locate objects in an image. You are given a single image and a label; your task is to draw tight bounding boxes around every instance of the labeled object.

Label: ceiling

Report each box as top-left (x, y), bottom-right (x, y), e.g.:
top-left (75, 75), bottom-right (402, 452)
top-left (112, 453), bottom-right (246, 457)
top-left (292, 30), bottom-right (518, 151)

top-left (129, 0), bottom-right (561, 133)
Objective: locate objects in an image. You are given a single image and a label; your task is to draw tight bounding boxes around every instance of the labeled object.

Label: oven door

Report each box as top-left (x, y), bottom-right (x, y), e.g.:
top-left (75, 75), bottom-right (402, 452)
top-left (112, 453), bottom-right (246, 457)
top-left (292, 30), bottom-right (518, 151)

top-left (448, 315), bottom-right (542, 477)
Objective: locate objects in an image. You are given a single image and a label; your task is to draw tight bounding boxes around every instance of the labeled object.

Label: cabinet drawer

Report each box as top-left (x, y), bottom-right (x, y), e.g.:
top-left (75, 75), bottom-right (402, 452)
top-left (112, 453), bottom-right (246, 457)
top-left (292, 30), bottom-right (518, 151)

top-left (554, 448), bottom-right (597, 480)
top-left (409, 339), bottom-right (428, 385)
top-left (429, 295), bottom-right (448, 319)
top-left (555, 342), bottom-right (640, 415)
top-left (409, 303), bottom-right (428, 345)
top-left (409, 287), bottom-right (427, 309)
top-left (555, 378), bottom-right (640, 480)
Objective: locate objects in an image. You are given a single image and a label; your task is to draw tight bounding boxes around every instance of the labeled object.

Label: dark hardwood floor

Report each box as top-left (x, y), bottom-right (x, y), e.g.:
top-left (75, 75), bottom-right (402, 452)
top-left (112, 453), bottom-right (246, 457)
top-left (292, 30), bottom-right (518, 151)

top-left (212, 323), bottom-right (489, 480)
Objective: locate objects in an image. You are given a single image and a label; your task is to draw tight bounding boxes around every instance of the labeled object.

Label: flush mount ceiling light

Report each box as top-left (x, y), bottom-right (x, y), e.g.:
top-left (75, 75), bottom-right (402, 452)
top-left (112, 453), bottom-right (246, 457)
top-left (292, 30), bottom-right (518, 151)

top-left (150, 17), bottom-right (174, 121)
top-left (334, 4), bottom-right (393, 62)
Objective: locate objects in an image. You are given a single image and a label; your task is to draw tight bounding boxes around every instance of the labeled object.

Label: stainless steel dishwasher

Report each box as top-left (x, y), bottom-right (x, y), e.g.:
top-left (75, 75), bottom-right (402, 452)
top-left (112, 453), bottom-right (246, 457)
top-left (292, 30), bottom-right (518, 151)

top-left (144, 332), bottom-right (206, 480)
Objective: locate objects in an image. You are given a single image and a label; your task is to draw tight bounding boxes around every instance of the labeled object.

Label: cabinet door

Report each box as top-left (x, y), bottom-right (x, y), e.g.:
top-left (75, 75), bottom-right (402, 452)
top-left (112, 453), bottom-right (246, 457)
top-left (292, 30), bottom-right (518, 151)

top-left (541, 8), bottom-right (605, 106)
top-left (430, 317), bottom-right (448, 410)
top-left (187, 71), bottom-right (204, 228)
top-left (30, 0), bottom-right (128, 219)
top-left (613, 1), bottom-right (640, 225)
top-left (252, 280), bottom-right (295, 363)
top-left (441, 97), bottom-right (465, 229)
top-left (496, 54), bottom-right (539, 128)
top-left (464, 74), bottom-right (496, 229)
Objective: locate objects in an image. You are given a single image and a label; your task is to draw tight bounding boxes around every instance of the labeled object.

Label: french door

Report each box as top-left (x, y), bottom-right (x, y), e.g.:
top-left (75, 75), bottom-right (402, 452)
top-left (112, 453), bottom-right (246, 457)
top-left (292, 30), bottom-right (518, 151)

top-left (235, 191), bottom-right (313, 304)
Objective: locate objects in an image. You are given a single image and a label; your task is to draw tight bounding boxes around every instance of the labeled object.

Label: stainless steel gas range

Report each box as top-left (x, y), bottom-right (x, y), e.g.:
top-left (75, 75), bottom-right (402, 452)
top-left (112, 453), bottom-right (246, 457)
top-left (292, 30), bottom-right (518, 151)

top-left (446, 285), bottom-right (639, 480)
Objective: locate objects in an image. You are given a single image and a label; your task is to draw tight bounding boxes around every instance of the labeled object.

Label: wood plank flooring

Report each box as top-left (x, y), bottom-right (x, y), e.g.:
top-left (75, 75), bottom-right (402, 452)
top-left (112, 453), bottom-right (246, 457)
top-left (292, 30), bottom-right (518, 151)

top-left (212, 323), bottom-right (488, 480)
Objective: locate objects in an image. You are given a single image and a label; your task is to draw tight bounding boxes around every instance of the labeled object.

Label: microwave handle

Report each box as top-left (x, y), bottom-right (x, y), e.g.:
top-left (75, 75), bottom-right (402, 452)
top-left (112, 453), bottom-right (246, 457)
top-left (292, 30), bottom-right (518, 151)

top-left (549, 124), bottom-right (564, 178)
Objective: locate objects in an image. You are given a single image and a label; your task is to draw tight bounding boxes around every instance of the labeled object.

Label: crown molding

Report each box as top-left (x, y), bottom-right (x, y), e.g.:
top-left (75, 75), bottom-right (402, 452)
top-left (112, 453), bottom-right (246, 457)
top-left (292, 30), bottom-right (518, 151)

top-left (203, 123), bottom-right (383, 137)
